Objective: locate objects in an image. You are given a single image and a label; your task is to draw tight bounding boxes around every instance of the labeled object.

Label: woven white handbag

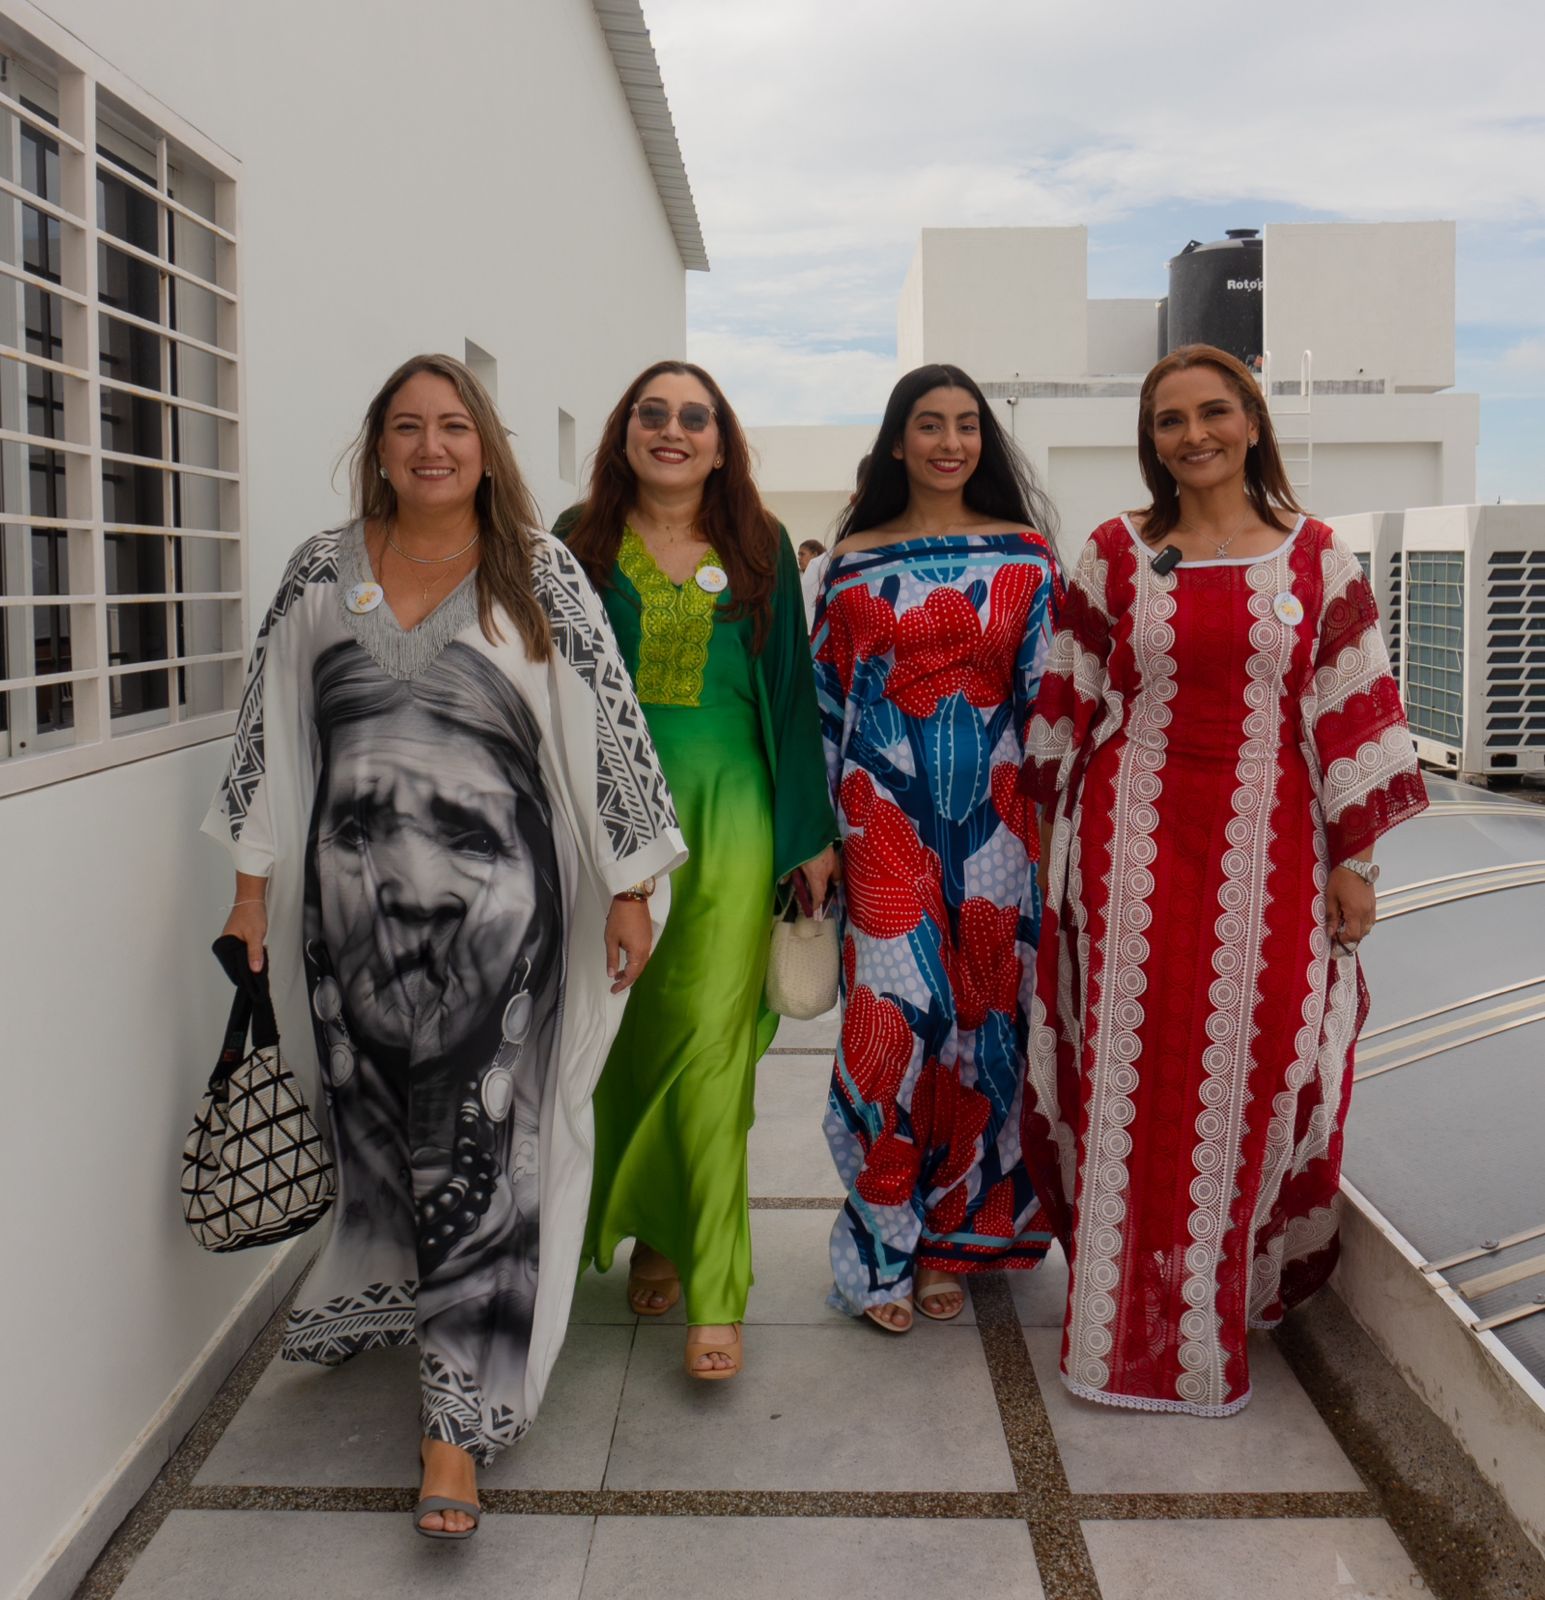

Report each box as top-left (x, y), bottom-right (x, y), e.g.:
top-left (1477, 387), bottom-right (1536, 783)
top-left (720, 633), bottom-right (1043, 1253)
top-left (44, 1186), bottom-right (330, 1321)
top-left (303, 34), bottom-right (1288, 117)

top-left (764, 901), bottom-right (839, 1020)
top-left (181, 937), bottom-right (335, 1252)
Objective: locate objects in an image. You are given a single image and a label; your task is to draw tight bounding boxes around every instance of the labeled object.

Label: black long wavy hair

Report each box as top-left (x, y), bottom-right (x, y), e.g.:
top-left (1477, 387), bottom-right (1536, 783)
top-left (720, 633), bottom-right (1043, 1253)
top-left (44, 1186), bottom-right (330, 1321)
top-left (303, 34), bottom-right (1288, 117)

top-left (835, 364), bottom-right (1058, 546)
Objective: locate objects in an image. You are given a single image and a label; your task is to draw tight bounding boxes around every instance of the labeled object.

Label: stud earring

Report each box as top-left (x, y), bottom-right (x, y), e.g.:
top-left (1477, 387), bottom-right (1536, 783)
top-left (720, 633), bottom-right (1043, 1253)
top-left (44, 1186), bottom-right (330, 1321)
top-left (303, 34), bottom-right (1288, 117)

top-left (378, 464), bottom-right (388, 480)
top-left (714, 458), bottom-right (724, 469)
top-left (484, 467), bottom-right (493, 478)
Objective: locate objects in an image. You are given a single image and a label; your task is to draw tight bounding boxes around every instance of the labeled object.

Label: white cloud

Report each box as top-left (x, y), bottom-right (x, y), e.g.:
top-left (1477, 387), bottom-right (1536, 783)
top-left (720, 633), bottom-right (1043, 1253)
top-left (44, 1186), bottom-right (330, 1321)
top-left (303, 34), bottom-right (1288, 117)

top-left (686, 329), bottom-right (894, 427)
top-left (1501, 337), bottom-right (1545, 375)
top-left (644, 0), bottom-right (1545, 432)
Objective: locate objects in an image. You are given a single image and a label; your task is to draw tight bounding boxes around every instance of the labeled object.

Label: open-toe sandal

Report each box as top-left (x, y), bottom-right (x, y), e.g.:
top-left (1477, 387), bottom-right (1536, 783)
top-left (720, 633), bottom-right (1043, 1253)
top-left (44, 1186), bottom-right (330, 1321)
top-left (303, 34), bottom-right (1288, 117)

top-left (863, 1297), bottom-right (914, 1335)
top-left (627, 1254), bottom-right (682, 1318)
top-left (915, 1273), bottom-right (966, 1322)
top-left (684, 1324), bottom-right (742, 1380)
top-left (413, 1495), bottom-right (481, 1540)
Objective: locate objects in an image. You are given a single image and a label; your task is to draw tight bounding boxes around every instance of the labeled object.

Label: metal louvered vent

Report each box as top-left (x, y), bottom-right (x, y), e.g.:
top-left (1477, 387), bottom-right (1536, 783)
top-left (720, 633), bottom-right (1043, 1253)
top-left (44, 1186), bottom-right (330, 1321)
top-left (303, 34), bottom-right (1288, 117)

top-left (1484, 550), bottom-right (1545, 755)
top-left (1386, 549), bottom-right (1403, 682)
top-left (1404, 552), bottom-right (1464, 748)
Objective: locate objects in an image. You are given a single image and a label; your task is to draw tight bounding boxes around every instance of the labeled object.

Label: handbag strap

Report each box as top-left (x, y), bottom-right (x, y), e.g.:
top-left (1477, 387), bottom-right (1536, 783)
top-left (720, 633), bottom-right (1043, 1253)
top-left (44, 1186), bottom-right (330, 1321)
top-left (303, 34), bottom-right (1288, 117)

top-left (209, 936), bottom-right (281, 1088)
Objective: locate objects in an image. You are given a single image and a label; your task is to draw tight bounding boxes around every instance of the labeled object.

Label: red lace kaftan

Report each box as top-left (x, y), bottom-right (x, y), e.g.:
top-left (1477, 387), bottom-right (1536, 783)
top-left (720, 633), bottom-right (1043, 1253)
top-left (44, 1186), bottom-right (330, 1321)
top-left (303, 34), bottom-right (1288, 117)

top-left (1022, 516), bottom-right (1427, 1415)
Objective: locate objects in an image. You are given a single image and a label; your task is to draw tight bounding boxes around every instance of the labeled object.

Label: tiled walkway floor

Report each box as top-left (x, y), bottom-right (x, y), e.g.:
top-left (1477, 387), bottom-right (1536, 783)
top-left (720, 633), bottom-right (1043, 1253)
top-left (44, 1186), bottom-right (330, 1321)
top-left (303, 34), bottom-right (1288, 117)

top-left (85, 1013), bottom-right (1436, 1600)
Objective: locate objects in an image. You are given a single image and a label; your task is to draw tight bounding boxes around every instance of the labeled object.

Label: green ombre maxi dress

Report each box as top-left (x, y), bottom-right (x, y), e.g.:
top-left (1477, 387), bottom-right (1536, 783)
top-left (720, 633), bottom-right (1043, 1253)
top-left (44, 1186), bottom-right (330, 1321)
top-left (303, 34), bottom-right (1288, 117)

top-left (557, 517), bottom-right (835, 1325)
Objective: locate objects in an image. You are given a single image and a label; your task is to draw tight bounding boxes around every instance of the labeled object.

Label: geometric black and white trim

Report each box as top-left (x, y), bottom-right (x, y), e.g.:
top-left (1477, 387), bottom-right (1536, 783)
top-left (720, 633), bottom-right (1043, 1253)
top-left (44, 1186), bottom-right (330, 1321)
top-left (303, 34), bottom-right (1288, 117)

top-left (220, 529), bottom-right (341, 838)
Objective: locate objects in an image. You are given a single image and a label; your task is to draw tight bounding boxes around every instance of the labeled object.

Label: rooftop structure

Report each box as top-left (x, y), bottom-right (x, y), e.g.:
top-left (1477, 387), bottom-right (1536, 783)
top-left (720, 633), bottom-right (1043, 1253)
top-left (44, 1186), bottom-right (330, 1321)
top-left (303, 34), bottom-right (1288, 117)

top-left (750, 223), bottom-right (1478, 560)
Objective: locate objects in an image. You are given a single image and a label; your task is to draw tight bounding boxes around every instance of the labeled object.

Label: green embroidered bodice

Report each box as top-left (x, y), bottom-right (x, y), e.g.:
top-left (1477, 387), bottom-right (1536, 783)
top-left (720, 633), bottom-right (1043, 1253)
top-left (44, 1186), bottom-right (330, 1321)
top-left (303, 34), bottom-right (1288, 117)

top-left (617, 527), bottom-right (720, 707)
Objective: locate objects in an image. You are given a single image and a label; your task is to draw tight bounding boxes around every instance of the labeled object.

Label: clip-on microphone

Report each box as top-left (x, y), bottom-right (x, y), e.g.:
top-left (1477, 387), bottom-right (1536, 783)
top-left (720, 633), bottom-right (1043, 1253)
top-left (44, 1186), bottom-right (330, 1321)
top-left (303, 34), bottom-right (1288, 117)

top-left (1150, 545), bottom-right (1182, 576)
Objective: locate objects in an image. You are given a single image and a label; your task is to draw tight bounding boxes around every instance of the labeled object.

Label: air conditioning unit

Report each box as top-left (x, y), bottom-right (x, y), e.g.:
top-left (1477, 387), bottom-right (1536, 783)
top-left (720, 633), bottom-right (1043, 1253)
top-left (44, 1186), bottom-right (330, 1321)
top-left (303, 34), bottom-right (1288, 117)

top-left (1334, 509), bottom-right (1405, 682)
top-left (1400, 505), bottom-right (1545, 780)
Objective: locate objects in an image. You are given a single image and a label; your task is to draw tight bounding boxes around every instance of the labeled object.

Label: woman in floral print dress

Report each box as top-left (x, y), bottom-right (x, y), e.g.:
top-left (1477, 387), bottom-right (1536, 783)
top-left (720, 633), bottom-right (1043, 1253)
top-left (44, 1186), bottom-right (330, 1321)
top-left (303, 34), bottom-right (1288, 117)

top-left (812, 364), bottom-right (1061, 1331)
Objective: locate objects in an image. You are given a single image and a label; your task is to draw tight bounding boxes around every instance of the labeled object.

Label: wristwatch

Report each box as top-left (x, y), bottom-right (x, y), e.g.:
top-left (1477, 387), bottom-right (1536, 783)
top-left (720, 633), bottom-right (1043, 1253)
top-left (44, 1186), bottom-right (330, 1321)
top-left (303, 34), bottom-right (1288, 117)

top-left (614, 877), bottom-right (656, 902)
top-left (1337, 859), bottom-right (1379, 885)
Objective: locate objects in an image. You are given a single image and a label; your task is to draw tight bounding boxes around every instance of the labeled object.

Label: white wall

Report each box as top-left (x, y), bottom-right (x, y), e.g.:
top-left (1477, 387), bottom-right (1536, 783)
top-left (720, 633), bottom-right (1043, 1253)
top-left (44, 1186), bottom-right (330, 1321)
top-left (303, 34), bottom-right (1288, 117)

top-left (1087, 298), bottom-right (1160, 376)
top-left (0, 3), bottom-right (689, 1594)
top-left (1045, 444), bottom-right (1147, 561)
top-left (911, 226), bottom-right (1087, 381)
top-left (1264, 221), bottom-right (1456, 392)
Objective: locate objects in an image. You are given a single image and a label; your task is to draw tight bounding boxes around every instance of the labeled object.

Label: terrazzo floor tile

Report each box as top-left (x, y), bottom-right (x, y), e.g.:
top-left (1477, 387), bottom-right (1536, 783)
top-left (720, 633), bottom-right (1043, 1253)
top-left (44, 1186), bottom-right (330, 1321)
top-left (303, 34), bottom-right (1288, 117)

top-left (749, 1053), bottom-right (846, 1199)
top-left (604, 1322), bottom-right (1015, 1491)
top-left (1080, 1516), bottom-right (1426, 1599)
top-left (112, 1510), bottom-right (592, 1600)
top-left (1025, 1328), bottom-right (1364, 1494)
top-left (581, 1515), bottom-right (1044, 1599)
top-left (194, 1325), bottom-right (631, 1490)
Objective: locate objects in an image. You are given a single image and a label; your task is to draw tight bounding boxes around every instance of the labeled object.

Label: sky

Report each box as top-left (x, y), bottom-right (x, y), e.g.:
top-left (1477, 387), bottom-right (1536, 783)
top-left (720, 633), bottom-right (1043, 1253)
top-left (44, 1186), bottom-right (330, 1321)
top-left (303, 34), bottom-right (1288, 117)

top-left (644, 0), bottom-right (1545, 503)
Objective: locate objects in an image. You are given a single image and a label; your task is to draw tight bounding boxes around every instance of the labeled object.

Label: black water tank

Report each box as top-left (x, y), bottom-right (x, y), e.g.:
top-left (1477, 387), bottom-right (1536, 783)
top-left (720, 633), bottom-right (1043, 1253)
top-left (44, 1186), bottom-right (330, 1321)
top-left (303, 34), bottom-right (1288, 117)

top-left (1164, 229), bottom-right (1262, 366)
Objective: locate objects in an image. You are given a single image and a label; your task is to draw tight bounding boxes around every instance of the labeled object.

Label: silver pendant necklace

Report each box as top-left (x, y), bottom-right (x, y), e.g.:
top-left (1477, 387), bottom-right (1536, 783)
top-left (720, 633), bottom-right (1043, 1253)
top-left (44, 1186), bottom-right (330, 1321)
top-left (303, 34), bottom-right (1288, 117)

top-left (1180, 511), bottom-right (1252, 557)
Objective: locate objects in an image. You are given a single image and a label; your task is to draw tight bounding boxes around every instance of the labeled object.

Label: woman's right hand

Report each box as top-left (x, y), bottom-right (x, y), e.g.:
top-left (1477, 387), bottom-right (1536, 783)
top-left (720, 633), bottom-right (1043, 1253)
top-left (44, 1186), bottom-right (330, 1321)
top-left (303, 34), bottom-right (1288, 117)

top-left (223, 873), bottom-right (269, 972)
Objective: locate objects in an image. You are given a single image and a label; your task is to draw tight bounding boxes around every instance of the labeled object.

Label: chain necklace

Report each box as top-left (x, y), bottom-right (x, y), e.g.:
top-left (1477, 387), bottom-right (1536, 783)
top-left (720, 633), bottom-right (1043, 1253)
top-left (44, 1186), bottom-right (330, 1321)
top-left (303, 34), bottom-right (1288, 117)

top-left (384, 525), bottom-right (480, 605)
top-left (1178, 510), bottom-right (1253, 557)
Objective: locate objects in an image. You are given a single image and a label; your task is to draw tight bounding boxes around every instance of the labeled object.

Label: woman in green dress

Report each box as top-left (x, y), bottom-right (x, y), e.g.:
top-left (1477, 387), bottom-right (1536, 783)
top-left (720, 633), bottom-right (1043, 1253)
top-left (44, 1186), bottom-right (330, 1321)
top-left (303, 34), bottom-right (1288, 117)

top-left (559, 360), bottom-right (838, 1379)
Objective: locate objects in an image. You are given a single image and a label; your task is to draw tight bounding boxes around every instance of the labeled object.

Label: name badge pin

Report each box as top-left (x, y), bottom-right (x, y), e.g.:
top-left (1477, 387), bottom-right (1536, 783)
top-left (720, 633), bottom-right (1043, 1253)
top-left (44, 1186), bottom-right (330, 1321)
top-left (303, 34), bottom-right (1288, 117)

top-left (345, 581), bottom-right (385, 615)
top-left (1272, 591), bottom-right (1304, 627)
top-left (695, 564), bottom-right (728, 595)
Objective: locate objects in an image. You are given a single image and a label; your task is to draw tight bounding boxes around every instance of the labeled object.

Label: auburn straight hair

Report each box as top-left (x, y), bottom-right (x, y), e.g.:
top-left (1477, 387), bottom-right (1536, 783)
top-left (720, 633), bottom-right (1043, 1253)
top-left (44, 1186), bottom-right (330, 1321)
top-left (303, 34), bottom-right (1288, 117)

top-left (1136, 344), bottom-right (1302, 541)
top-left (348, 353), bottom-right (551, 661)
top-left (563, 360), bottom-right (780, 651)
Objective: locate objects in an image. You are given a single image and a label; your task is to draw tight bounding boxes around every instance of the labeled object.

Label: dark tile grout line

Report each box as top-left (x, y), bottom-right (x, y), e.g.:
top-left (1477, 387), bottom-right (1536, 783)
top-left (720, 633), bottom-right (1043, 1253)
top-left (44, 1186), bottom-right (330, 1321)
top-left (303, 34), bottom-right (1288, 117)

top-left (969, 1274), bottom-right (1103, 1600)
top-left (68, 1210), bottom-right (1421, 1600)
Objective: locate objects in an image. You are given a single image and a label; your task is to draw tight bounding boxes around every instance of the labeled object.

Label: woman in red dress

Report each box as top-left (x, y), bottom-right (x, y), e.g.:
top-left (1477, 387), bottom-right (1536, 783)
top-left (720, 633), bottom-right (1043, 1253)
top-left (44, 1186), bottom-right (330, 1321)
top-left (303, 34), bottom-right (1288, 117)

top-left (1022, 344), bottom-right (1427, 1415)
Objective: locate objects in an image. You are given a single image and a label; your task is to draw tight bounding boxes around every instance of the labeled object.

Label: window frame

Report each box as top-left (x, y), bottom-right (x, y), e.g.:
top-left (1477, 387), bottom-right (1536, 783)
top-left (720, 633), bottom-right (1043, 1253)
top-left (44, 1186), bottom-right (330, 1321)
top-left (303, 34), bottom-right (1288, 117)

top-left (0, 12), bottom-right (245, 797)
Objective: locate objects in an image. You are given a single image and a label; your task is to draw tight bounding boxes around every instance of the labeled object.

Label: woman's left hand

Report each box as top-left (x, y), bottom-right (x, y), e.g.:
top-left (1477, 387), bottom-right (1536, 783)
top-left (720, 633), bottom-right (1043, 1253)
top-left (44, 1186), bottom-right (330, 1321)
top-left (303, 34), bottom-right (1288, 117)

top-left (606, 896), bottom-right (654, 994)
top-left (795, 845), bottom-right (841, 915)
top-left (1326, 866), bottom-right (1376, 951)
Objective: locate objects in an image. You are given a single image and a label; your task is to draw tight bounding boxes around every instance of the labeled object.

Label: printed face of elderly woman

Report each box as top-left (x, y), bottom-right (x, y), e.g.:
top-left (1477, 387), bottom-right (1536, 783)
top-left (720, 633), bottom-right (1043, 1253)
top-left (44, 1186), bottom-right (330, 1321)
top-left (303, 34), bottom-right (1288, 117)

top-left (310, 644), bottom-right (549, 1064)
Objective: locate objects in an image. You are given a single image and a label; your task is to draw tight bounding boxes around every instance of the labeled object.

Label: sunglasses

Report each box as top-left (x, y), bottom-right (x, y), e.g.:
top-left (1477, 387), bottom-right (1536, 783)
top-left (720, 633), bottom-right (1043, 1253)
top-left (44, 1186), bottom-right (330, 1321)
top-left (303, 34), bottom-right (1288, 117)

top-left (632, 399), bottom-right (717, 434)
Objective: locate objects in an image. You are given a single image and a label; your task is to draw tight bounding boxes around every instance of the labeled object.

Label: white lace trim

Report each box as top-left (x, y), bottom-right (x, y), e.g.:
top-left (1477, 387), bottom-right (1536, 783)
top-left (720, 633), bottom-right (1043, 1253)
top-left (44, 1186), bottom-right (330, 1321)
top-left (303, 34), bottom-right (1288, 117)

top-left (1060, 1369), bottom-right (1254, 1418)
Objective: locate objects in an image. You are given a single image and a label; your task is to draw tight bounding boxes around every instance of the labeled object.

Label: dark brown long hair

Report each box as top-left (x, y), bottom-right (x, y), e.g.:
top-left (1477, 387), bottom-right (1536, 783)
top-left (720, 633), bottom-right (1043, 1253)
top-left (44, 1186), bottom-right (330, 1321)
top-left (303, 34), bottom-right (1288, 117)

top-left (564, 360), bottom-right (780, 650)
top-left (838, 364), bottom-right (1058, 547)
top-left (1136, 344), bottom-right (1302, 541)
top-left (348, 352), bottom-right (550, 661)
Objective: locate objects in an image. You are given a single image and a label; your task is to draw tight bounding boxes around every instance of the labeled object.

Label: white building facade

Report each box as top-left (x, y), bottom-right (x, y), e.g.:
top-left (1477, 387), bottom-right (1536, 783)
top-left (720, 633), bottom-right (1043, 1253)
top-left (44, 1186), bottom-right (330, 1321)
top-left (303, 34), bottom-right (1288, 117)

top-left (0, 3), bottom-right (702, 1595)
top-left (751, 223), bottom-right (1478, 563)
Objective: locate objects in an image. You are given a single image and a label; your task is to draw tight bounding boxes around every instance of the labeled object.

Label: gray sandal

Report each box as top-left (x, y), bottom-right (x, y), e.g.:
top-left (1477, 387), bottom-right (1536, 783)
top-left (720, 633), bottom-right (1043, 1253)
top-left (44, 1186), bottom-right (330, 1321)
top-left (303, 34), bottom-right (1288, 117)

top-left (413, 1495), bottom-right (481, 1540)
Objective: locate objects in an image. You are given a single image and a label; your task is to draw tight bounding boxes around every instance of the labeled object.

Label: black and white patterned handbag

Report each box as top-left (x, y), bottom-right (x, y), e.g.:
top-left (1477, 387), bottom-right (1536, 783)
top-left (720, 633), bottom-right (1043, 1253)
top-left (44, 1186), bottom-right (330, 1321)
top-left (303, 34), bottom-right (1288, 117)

top-left (181, 936), bottom-right (335, 1252)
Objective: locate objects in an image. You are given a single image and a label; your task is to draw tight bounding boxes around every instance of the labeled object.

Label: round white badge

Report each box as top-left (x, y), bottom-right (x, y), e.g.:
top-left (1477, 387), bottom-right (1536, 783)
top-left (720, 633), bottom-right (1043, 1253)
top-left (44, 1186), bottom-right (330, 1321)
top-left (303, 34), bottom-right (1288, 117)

top-left (345, 581), bottom-right (385, 615)
top-left (695, 564), bottom-right (728, 595)
top-left (1272, 591), bottom-right (1305, 627)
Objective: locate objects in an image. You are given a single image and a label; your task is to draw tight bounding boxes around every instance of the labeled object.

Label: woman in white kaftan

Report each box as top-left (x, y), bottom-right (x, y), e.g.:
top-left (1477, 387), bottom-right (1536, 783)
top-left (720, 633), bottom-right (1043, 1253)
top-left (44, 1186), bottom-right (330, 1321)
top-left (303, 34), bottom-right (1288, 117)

top-left (204, 355), bottom-right (685, 1535)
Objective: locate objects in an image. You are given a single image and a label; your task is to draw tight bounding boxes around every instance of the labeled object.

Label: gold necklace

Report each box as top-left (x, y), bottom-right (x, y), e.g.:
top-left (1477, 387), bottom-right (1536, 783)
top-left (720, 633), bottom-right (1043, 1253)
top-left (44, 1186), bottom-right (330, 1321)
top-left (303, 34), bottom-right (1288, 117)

top-left (383, 526), bottom-right (479, 605)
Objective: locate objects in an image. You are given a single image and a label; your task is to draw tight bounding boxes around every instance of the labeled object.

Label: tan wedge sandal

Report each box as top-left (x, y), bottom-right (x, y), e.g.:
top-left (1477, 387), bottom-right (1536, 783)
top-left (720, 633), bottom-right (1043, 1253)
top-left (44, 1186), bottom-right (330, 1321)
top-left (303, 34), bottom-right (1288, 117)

top-left (627, 1247), bottom-right (682, 1317)
top-left (684, 1323), bottom-right (742, 1380)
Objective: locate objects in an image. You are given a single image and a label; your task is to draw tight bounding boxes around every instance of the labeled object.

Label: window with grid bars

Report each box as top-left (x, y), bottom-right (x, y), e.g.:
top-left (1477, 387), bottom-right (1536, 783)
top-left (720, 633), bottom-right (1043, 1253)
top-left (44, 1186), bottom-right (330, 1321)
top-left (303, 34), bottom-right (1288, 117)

top-left (0, 37), bottom-right (242, 795)
top-left (1403, 552), bottom-right (1464, 747)
top-left (1484, 550), bottom-right (1545, 753)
